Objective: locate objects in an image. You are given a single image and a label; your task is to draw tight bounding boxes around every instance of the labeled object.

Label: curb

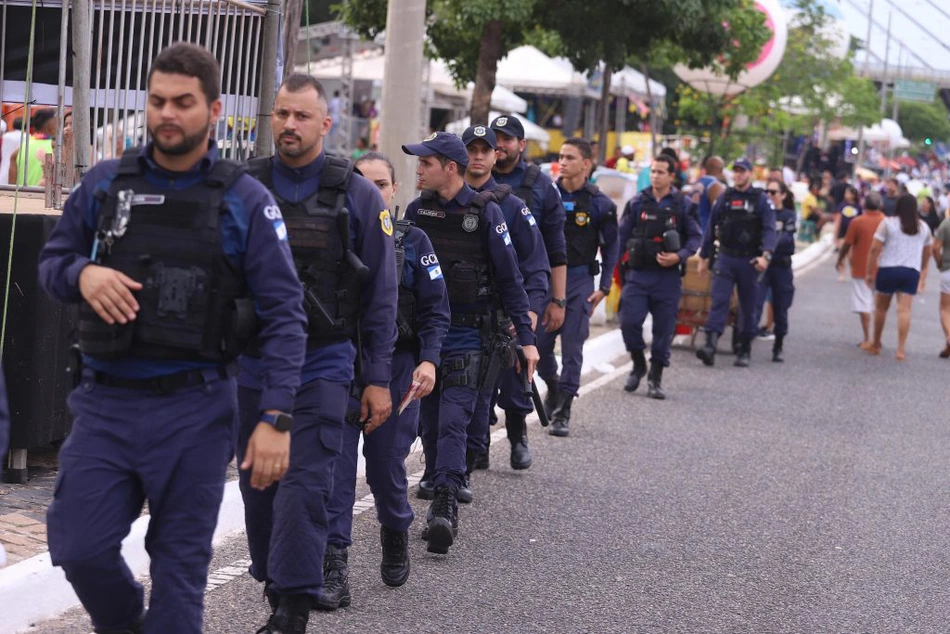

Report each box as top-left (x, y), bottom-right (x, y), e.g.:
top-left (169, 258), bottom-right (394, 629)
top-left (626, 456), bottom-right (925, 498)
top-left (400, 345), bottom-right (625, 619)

top-left (0, 234), bottom-right (834, 632)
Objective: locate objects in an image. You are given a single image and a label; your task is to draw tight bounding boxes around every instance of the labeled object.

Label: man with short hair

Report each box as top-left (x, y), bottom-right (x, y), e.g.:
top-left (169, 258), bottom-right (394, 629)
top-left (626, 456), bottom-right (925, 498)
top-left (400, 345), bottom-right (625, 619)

top-left (539, 137), bottom-right (619, 435)
top-left (403, 131), bottom-right (539, 555)
top-left (9, 108), bottom-right (56, 186)
top-left (883, 177), bottom-right (900, 217)
top-left (39, 42), bottom-right (308, 634)
top-left (836, 192), bottom-right (885, 350)
top-left (240, 73), bottom-right (398, 631)
top-left (697, 155), bottom-right (725, 231)
top-left (460, 124), bottom-right (548, 475)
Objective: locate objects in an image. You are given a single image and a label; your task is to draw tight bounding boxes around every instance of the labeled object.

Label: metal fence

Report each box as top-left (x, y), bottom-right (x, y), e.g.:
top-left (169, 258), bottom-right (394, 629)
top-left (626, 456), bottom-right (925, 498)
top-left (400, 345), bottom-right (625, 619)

top-left (0, 0), bottom-right (269, 205)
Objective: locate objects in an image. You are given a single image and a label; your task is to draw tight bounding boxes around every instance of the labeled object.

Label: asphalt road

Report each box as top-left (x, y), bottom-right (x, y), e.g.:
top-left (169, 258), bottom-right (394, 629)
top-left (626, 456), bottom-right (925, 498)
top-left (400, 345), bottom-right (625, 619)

top-left (26, 258), bottom-right (950, 634)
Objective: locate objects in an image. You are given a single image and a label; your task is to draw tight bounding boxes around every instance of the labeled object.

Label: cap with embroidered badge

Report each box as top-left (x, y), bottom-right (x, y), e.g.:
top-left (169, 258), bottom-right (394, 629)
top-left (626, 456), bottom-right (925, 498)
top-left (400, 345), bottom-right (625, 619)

top-left (489, 114), bottom-right (525, 140)
top-left (401, 131), bottom-right (469, 167)
top-left (733, 157), bottom-right (753, 171)
top-left (461, 124), bottom-right (497, 149)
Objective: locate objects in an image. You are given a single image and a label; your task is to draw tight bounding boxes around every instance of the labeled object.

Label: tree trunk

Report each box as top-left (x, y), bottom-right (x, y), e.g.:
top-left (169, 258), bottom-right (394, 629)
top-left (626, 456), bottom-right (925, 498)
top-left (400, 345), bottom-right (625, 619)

top-left (282, 0), bottom-right (304, 79)
top-left (596, 64), bottom-right (613, 164)
top-left (471, 20), bottom-right (504, 124)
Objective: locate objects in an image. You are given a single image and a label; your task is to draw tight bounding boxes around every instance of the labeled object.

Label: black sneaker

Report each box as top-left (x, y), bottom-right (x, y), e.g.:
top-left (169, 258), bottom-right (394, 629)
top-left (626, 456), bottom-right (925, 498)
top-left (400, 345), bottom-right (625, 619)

top-left (313, 545), bottom-right (351, 611)
top-left (380, 526), bottom-right (410, 587)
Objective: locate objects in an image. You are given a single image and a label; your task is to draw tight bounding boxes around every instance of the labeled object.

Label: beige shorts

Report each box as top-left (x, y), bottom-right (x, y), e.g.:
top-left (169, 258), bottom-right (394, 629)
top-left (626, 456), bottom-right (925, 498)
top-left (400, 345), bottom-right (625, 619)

top-left (941, 269), bottom-right (950, 295)
top-left (851, 278), bottom-right (873, 313)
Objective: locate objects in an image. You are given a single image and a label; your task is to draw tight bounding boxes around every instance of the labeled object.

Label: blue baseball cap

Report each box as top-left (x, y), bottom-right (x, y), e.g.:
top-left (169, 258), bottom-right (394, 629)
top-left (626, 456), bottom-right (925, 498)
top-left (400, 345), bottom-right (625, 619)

top-left (489, 114), bottom-right (525, 140)
top-left (461, 124), bottom-right (497, 149)
top-left (402, 131), bottom-right (469, 167)
top-left (733, 157), bottom-right (753, 171)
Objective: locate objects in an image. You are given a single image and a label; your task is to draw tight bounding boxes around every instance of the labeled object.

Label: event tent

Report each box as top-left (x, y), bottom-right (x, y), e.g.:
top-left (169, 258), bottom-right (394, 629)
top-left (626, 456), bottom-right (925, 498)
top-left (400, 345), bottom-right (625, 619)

top-left (445, 113), bottom-right (551, 149)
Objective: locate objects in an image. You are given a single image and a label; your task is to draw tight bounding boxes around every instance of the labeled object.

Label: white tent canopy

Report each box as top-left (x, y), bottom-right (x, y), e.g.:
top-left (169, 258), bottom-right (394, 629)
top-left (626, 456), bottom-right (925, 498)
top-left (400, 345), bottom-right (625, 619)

top-left (609, 66), bottom-right (667, 101)
top-left (445, 112), bottom-right (551, 150)
top-left (494, 46), bottom-right (589, 96)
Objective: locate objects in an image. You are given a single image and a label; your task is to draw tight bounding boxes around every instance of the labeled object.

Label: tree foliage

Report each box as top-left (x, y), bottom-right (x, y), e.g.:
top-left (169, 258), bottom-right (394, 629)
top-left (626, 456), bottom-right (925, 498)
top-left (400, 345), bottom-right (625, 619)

top-left (896, 100), bottom-right (950, 144)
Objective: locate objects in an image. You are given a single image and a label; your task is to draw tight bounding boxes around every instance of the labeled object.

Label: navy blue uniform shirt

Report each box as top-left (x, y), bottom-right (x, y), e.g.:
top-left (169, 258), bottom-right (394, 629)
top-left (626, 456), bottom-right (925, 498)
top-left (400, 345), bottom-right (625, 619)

top-left (37, 142), bottom-right (307, 413)
top-left (400, 225), bottom-right (450, 366)
top-left (475, 176), bottom-right (550, 315)
top-left (406, 184), bottom-right (535, 352)
top-left (699, 187), bottom-right (777, 259)
top-left (774, 206), bottom-right (797, 258)
top-left (620, 187), bottom-right (703, 273)
top-left (239, 152), bottom-right (397, 389)
top-left (556, 179), bottom-right (620, 292)
top-left (494, 160), bottom-right (567, 268)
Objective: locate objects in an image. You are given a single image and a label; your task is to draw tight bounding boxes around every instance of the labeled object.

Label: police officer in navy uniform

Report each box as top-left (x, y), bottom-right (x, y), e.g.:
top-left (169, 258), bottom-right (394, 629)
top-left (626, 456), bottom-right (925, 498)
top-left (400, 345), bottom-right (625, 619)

top-left (403, 132), bottom-right (539, 555)
top-left (38, 43), bottom-right (307, 634)
top-left (538, 137), bottom-right (619, 436)
top-left (696, 157), bottom-right (777, 367)
top-left (490, 114), bottom-right (567, 414)
top-left (238, 74), bottom-right (397, 632)
top-left (323, 152), bottom-right (449, 602)
top-left (619, 153), bottom-right (703, 399)
top-left (757, 180), bottom-right (796, 362)
top-left (461, 124), bottom-right (549, 476)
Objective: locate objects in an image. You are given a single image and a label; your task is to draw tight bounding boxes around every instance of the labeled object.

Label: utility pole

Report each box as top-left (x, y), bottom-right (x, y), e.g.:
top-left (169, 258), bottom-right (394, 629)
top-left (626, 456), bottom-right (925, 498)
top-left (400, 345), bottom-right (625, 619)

top-left (880, 10), bottom-right (891, 117)
top-left (72, 0), bottom-right (92, 179)
top-left (254, 0), bottom-right (281, 156)
top-left (856, 0), bottom-right (873, 174)
top-left (378, 0), bottom-right (426, 214)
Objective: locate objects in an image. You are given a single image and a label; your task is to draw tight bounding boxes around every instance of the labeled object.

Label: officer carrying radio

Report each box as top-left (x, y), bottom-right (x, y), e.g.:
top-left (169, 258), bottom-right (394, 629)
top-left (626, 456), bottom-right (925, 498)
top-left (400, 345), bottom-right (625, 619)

top-left (323, 151), bottom-right (450, 603)
top-left (696, 157), bottom-right (776, 368)
top-left (238, 74), bottom-right (397, 632)
top-left (619, 153), bottom-right (702, 399)
top-left (461, 124), bottom-right (549, 477)
top-left (37, 43), bottom-right (307, 634)
top-left (537, 137), bottom-right (619, 436)
top-left (403, 131), bottom-right (539, 556)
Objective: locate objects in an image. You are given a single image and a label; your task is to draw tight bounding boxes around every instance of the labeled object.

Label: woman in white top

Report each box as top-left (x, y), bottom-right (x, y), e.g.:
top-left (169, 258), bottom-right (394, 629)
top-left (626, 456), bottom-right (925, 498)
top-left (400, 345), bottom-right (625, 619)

top-left (866, 193), bottom-right (932, 360)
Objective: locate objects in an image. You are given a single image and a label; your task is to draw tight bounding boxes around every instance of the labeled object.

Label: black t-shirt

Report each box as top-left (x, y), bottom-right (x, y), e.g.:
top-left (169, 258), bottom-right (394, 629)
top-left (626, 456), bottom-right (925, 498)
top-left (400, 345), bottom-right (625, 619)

top-left (883, 195), bottom-right (899, 217)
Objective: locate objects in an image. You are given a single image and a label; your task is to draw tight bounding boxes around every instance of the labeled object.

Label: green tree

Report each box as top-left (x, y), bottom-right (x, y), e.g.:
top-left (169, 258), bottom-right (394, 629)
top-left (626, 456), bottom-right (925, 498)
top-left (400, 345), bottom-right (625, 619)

top-left (896, 100), bottom-right (950, 144)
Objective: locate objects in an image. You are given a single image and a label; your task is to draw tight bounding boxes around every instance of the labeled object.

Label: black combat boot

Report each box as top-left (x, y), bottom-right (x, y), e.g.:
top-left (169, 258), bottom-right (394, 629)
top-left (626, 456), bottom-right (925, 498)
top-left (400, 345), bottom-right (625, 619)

top-left (549, 393), bottom-right (574, 437)
top-left (380, 525), bottom-right (410, 587)
top-left (734, 337), bottom-right (751, 367)
top-left (646, 363), bottom-right (666, 400)
top-left (772, 336), bottom-right (784, 363)
top-left (426, 486), bottom-right (458, 554)
top-left (471, 432), bottom-right (490, 471)
top-left (506, 412), bottom-right (532, 470)
top-left (96, 612), bottom-right (146, 634)
top-left (457, 453), bottom-right (474, 504)
top-left (542, 375), bottom-right (560, 418)
top-left (416, 463), bottom-right (435, 500)
top-left (624, 350), bottom-right (647, 392)
top-left (256, 594), bottom-right (310, 634)
top-left (696, 331), bottom-right (719, 366)
top-left (313, 545), bottom-right (351, 611)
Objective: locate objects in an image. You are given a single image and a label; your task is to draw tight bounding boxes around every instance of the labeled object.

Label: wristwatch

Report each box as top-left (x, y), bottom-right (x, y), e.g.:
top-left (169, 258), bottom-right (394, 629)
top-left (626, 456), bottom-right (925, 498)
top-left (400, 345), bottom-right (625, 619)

top-left (762, 252), bottom-right (773, 262)
top-left (260, 411), bottom-right (293, 432)
top-left (550, 298), bottom-right (567, 308)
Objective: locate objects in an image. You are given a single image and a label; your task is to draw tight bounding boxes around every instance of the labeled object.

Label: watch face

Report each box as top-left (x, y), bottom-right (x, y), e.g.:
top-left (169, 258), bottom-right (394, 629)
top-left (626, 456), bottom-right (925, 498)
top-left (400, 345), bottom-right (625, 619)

top-left (275, 413), bottom-right (293, 431)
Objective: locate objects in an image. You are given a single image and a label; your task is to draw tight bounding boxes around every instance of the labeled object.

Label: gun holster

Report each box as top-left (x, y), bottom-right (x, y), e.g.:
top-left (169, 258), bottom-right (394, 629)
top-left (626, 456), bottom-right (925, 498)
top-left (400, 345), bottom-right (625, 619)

top-left (440, 351), bottom-right (483, 391)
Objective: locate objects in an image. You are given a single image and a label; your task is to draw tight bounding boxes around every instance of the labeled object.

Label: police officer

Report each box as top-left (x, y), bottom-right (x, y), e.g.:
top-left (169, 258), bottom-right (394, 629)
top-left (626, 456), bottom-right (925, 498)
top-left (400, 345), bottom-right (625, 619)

top-left (757, 180), bottom-right (796, 362)
top-left (696, 157), bottom-right (777, 367)
top-left (619, 153), bottom-right (703, 399)
top-left (461, 124), bottom-right (549, 475)
top-left (538, 138), bottom-right (619, 436)
top-left (238, 74), bottom-right (397, 632)
top-left (323, 152), bottom-right (449, 603)
top-left (490, 114), bottom-right (567, 412)
top-left (37, 43), bottom-right (307, 634)
top-left (403, 132), bottom-right (539, 555)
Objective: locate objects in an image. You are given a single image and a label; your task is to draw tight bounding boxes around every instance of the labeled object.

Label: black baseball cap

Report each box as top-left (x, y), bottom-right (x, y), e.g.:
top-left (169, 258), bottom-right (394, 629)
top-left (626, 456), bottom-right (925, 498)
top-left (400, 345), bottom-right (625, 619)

top-left (489, 114), bottom-right (525, 140)
top-left (402, 131), bottom-right (469, 167)
top-left (461, 124), bottom-right (497, 149)
top-left (733, 157), bottom-right (753, 171)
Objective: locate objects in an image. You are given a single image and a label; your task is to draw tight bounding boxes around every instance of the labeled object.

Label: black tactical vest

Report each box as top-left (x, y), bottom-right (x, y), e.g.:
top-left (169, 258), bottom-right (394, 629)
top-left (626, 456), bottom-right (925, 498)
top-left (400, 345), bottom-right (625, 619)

top-left (394, 218), bottom-right (417, 348)
top-left (563, 183), bottom-right (602, 267)
top-left (718, 187), bottom-right (764, 257)
top-left (412, 190), bottom-right (494, 320)
top-left (514, 163), bottom-right (541, 210)
top-left (626, 192), bottom-right (681, 271)
top-left (247, 156), bottom-right (360, 349)
top-left (78, 147), bottom-right (254, 362)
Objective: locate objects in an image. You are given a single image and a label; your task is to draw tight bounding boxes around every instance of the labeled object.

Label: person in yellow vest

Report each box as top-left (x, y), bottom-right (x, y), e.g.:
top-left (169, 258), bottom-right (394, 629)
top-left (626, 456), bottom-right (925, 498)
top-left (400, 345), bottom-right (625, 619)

top-left (9, 108), bottom-right (57, 187)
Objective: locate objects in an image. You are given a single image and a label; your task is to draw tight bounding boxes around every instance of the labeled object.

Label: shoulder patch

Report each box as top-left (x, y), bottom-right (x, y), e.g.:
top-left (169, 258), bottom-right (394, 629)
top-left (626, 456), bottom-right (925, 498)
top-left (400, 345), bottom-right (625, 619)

top-left (273, 220), bottom-right (288, 241)
top-left (380, 209), bottom-right (394, 236)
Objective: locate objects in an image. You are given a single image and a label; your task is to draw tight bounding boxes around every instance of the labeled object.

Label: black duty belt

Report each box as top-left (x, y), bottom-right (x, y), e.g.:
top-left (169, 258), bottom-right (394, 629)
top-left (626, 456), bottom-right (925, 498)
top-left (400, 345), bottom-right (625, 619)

top-left (450, 313), bottom-right (486, 329)
top-left (720, 246), bottom-right (760, 258)
top-left (86, 364), bottom-right (237, 393)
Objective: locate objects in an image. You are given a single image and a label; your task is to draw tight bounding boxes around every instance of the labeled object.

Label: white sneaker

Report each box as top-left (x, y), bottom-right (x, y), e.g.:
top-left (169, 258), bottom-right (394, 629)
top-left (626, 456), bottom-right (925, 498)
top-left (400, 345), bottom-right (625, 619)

top-left (756, 327), bottom-right (775, 341)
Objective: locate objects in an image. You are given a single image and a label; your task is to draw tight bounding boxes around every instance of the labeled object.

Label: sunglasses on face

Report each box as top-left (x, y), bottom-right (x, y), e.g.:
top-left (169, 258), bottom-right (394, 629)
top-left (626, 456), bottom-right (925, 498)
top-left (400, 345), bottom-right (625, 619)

top-left (767, 189), bottom-right (781, 195)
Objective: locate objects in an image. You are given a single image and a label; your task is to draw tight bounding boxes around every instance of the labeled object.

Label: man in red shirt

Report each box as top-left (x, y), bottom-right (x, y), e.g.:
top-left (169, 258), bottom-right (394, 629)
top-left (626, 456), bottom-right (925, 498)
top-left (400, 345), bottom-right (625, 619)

top-left (836, 192), bottom-right (886, 349)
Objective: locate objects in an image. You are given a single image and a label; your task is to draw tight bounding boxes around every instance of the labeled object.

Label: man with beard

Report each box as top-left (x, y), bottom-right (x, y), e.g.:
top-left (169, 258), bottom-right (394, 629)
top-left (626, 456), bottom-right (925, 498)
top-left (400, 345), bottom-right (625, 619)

top-left (37, 43), bottom-right (307, 634)
top-left (459, 124), bottom-right (548, 486)
top-left (240, 74), bottom-right (397, 632)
